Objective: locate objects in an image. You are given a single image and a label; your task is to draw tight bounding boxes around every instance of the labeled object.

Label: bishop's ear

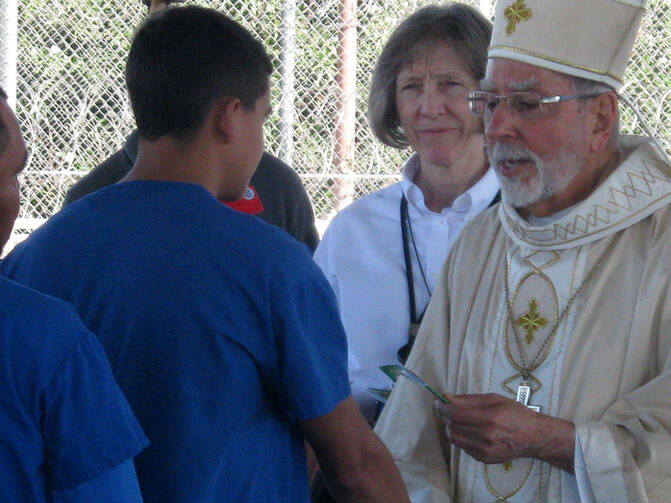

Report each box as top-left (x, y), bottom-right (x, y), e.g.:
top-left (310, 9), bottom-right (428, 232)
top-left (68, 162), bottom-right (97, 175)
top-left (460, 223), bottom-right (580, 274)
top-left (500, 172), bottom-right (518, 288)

top-left (588, 91), bottom-right (619, 153)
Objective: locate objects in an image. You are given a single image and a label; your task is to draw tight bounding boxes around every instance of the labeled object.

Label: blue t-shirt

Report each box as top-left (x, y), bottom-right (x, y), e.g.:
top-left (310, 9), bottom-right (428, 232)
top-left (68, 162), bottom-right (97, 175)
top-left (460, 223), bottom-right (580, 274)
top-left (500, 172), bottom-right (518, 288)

top-left (2, 181), bottom-right (351, 503)
top-left (0, 277), bottom-right (148, 502)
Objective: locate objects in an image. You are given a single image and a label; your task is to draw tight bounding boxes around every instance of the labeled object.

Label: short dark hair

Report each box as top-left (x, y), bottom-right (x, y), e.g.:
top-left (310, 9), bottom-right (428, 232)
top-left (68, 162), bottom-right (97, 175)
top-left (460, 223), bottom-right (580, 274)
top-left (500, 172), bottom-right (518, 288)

top-left (126, 6), bottom-right (273, 143)
top-left (368, 3), bottom-right (492, 149)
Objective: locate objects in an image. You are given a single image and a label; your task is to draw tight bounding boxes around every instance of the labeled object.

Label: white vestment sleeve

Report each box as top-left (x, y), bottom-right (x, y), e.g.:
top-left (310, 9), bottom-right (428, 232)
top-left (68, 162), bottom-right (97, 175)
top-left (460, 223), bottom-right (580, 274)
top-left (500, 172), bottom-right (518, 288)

top-left (575, 422), bottom-right (632, 501)
top-left (374, 258), bottom-right (455, 503)
top-left (573, 431), bottom-right (597, 503)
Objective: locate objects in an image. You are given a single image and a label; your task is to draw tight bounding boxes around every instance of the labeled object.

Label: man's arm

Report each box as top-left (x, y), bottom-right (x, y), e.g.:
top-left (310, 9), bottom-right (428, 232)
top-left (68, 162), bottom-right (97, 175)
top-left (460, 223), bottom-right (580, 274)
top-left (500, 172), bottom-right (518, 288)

top-left (434, 393), bottom-right (575, 473)
top-left (300, 396), bottom-right (410, 503)
top-left (41, 320), bottom-right (149, 499)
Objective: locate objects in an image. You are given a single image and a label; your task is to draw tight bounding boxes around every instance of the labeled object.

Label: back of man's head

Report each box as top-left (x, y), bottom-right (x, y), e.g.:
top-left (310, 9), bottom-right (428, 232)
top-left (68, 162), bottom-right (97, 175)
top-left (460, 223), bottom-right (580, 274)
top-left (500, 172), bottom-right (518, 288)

top-left (126, 6), bottom-right (272, 144)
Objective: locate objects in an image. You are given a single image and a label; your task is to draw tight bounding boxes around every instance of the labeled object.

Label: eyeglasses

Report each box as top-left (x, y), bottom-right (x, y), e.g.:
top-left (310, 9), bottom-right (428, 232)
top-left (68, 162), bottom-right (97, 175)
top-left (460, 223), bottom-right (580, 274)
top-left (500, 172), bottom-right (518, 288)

top-left (466, 91), bottom-right (601, 118)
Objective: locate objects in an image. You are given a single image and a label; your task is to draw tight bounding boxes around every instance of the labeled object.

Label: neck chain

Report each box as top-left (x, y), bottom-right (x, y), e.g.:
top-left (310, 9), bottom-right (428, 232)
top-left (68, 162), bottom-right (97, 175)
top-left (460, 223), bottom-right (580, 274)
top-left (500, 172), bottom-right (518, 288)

top-left (503, 233), bottom-right (619, 380)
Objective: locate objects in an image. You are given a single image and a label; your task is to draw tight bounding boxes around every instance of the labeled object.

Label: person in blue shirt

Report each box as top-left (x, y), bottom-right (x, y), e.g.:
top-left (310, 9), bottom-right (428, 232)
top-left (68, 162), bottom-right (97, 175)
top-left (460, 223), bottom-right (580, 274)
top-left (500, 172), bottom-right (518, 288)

top-left (2, 7), bottom-right (410, 503)
top-left (0, 87), bottom-right (148, 501)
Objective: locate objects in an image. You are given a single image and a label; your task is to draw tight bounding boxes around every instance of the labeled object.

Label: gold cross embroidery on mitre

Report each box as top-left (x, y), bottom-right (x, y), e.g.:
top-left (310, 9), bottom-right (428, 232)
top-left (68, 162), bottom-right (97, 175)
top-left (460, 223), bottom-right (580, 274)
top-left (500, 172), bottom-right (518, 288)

top-left (515, 298), bottom-right (548, 345)
top-left (504, 0), bottom-right (533, 35)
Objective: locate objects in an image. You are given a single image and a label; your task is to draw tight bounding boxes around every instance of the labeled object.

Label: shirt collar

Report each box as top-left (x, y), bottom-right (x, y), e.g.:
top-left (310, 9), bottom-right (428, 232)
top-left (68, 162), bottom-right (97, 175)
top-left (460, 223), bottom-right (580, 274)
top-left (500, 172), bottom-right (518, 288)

top-left (401, 153), bottom-right (500, 216)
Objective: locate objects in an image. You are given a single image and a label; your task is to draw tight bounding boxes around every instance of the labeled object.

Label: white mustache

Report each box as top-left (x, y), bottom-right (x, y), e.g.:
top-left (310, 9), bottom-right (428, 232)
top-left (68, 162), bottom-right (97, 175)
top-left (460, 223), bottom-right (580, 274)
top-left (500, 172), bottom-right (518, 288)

top-left (488, 142), bottom-right (539, 166)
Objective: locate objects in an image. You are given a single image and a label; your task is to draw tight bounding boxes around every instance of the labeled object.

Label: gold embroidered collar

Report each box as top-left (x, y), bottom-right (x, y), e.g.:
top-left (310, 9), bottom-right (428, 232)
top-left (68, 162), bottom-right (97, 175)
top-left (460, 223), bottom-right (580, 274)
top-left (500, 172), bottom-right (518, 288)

top-left (499, 136), bottom-right (671, 250)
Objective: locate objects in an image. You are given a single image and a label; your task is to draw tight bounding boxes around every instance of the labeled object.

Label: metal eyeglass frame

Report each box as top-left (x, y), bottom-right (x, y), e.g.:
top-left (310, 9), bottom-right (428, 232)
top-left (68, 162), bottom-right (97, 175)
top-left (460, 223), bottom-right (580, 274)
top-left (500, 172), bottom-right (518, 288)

top-left (466, 90), bottom-right (602, 117)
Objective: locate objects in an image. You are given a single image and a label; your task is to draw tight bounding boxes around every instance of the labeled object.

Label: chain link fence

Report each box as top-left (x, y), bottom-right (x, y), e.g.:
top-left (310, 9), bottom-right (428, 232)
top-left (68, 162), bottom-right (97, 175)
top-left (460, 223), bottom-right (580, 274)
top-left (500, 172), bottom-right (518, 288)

top-left (1, 0), bottom-right (670, 249)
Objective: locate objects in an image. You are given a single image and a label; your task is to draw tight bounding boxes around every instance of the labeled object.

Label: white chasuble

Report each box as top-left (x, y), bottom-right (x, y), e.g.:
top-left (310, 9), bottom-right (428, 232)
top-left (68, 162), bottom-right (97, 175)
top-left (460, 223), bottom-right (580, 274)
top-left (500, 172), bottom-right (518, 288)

top-left (466, 245), bottom-right (587, 503)
top-left (375, 137), bottom-right (671, 503)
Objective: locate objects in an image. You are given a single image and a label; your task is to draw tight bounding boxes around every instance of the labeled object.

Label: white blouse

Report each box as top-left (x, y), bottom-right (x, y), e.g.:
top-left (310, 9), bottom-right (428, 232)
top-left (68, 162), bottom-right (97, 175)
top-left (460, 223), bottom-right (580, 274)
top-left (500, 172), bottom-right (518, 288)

top-left (314, 154), bottom-right (499, 421)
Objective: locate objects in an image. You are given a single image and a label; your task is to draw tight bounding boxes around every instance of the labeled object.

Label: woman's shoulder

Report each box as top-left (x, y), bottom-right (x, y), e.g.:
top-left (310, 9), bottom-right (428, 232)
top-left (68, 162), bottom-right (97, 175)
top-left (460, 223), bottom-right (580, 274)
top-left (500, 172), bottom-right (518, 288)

top-left (332, 182), bottom-right (403, 222)
top-left (316, 182), bottom-right (403, 259)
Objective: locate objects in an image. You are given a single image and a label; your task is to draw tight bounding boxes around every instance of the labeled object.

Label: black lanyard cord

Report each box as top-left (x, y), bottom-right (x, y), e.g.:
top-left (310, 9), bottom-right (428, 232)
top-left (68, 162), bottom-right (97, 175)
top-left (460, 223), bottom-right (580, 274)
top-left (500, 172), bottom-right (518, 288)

top-left (400, 195), bottom-right (430, 324)
top-left (400, 195), bottom-right (418, 325)
top-left (397, 189), bottom-right (500, 365)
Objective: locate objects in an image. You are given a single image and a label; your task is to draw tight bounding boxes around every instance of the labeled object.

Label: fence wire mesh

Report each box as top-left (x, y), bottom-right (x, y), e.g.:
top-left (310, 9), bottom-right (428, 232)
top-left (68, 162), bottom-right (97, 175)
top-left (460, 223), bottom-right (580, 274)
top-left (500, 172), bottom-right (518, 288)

top-left (2, 0), bottom-right (671, 245)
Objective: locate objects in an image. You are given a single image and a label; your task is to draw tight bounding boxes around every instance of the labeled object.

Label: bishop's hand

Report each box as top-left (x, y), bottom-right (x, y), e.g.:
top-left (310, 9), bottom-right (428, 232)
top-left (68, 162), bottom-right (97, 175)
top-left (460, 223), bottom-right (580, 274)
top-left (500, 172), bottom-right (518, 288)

top-left (434, 392), bottom-right (576, 473)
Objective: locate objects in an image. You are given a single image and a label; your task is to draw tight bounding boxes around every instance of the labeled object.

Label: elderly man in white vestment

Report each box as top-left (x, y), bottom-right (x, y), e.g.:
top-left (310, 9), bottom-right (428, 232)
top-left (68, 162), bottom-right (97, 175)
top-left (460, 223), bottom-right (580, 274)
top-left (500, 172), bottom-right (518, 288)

top-left (374, 0), bottom-right (671, 502)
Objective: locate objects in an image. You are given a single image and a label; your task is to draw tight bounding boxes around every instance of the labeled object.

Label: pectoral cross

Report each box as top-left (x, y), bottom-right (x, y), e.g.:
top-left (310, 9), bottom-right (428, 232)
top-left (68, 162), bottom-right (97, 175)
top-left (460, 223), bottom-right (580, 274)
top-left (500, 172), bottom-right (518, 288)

top-left (516, 384), bottom-right (540, 412)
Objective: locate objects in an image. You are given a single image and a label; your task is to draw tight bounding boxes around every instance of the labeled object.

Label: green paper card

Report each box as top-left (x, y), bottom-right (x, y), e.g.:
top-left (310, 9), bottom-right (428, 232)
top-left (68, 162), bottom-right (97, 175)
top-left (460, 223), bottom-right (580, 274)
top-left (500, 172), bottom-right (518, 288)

top-left (380, 364), bottom-right (449, 404)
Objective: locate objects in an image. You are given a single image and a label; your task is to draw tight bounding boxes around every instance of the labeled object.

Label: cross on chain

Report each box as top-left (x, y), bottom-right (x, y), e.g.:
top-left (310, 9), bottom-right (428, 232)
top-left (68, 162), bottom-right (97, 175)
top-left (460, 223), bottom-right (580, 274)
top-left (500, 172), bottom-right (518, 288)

top-left (516, 384), bottom-right (540, 413)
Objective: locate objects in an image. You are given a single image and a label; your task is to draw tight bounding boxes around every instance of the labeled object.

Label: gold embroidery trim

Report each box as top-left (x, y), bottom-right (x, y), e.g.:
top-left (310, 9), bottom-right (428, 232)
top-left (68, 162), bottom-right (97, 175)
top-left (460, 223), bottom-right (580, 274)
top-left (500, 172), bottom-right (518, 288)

top-left (524, 250), bottom-right (559, 271)
top-left (546, 246), bottom-right (583, 421)
top-left (504, 266), bottom-right (559, 375)
top-left (483, 459), bottom-right (535, 501)
top-left (489, 45), bottom-right (623, 83)
top-left (502, 157), bottom-right (671, 247)
top-left (472, 260), bottom-right (512, 503)
top-left (504, 192), bottom-right (671, 248)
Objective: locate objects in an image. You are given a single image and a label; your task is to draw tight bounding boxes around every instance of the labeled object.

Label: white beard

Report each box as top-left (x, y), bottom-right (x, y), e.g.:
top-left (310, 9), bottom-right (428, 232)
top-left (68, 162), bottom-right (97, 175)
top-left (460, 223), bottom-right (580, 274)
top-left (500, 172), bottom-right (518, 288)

top-left (488, 136), bottom-right (586, 209)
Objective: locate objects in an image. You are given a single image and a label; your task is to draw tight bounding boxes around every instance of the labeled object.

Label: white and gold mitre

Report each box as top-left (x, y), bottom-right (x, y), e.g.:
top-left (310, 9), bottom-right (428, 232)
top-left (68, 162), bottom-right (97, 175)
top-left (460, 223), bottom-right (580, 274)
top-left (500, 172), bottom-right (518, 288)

top-left (488, 0), bottom-right (646, 90)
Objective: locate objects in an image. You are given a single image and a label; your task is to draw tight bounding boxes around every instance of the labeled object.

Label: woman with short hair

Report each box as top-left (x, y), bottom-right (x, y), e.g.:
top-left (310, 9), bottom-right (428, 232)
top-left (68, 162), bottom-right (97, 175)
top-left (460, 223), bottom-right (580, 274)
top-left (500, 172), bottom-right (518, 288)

top-left (315, 3), bottom-right (499, 422)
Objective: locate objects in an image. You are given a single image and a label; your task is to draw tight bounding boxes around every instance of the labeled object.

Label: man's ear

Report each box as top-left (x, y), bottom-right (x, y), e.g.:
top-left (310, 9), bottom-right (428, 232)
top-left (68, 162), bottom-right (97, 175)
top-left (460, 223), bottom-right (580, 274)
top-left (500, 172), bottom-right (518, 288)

top-left (213, 97), bottom-right (243, 144)
top-left (588, 91), bottom-right (618, 153)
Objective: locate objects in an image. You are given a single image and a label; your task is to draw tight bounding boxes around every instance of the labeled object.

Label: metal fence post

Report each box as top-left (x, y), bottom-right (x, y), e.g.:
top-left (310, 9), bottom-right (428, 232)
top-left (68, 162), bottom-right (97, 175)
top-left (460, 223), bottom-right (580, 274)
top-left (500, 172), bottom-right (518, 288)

top-left (334, 0), bottom-right (357, 213)
top-left (279, 0), bottom-right (297, 165)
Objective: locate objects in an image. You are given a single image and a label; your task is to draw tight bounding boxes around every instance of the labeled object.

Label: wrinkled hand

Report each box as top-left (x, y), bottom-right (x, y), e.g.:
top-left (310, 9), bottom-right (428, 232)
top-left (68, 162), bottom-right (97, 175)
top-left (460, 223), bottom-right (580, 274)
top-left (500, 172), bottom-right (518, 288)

top-left (434, 393), bottom-right (575, 473)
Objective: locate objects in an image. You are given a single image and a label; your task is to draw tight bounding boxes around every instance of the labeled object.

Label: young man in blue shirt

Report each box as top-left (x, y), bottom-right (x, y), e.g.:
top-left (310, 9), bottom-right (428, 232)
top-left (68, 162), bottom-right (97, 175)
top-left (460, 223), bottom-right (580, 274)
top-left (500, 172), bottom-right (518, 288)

top-left (2, 7), bottom-right (409, 503)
